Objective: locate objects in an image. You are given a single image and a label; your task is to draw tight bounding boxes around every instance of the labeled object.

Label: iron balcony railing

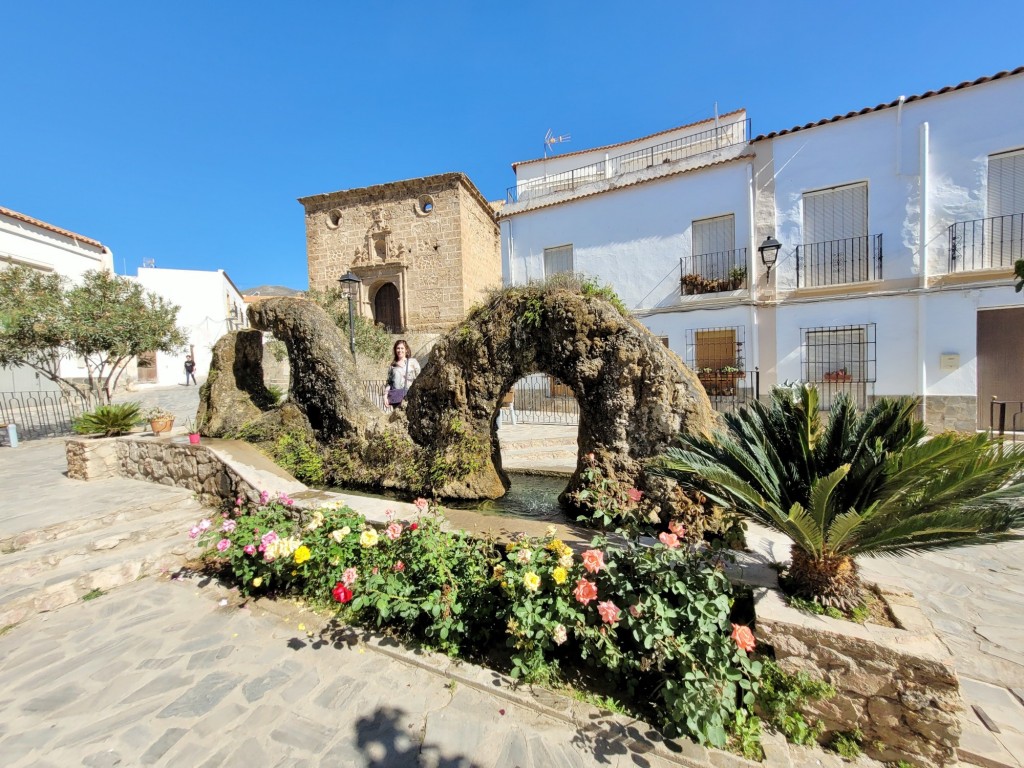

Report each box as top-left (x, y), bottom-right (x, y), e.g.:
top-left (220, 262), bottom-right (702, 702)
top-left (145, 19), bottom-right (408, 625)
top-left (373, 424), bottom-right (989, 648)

top-left (507, 118), bottom-right (751, 203)
top-left (680, 248), bottom-right (748, 294)
top-left (796, 234), bottom-right (883, 288)
top-left (948, 213), bottom-right (1024, 272)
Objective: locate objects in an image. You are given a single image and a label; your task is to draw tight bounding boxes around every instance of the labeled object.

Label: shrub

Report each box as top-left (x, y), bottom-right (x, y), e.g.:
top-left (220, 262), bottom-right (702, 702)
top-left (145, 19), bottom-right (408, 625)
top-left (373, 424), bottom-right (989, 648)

top-left (273, 431), bottom-right (325, 485)
top-left (73, 402), bottom-right (142, 437)
top-left (653, 383), bottom-right (1024, 609)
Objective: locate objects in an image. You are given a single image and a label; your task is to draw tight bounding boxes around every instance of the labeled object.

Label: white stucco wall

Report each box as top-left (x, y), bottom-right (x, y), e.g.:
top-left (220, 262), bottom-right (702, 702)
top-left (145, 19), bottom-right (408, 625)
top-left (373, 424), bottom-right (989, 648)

top-left (0, 209), bottom-right (114, 391)
top-left (503, 159), bottom-right (753, 311)
top-left (134, 268), bottom-right (247, 386)
top-left (767, 72), bottom-right (1024, 289)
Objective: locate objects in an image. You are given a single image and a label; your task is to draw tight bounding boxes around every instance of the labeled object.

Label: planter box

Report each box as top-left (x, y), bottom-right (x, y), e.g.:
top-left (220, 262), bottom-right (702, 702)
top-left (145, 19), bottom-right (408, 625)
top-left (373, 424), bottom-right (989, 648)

top-left (697, 371), bottom-right (745, 396)
top-left (149, 417), bottom-right (175, 434)
top-left (754, 585), bottom-right (962, 766)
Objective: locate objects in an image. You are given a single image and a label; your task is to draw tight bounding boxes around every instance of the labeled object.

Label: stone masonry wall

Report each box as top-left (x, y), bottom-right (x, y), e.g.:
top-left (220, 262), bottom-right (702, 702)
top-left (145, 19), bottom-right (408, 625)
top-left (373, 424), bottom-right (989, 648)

top-left (458, 183), bottom-right (502, 311)
top-left (926, 394), bottom-right (978, 433)
top-left (756, 587), bottom-right (962, 765)
top-left (302, 173), bottom-right (500, 332)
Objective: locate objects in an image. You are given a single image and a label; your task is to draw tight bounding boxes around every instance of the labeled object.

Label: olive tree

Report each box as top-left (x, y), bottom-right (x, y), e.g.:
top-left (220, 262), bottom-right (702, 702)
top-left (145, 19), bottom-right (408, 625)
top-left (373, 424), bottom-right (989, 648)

top-left (0, 266), bottom-right (187, 403)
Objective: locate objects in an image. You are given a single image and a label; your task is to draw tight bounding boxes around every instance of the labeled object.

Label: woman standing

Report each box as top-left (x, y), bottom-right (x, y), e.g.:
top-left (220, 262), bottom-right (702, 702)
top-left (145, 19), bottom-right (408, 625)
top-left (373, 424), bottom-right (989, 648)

top-left (385, 339), bottom-right (420, 408)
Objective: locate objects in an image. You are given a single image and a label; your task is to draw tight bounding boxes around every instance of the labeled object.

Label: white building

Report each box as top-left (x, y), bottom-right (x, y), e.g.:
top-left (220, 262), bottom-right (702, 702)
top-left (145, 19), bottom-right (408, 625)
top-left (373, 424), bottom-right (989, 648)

top-left (0, 205), bottom-right (115, 391)
top-left (500, 67), bottom-right (1024, 433)
top-left (133, 267), bottom-right (248, 386)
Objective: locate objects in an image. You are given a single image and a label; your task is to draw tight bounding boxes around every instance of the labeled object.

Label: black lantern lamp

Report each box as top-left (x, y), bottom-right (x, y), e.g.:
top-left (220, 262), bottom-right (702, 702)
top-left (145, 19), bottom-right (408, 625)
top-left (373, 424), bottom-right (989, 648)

top-left (338, 271), bottom-right (361, 354)
top-left (757, 236), bottom-right (782, 281)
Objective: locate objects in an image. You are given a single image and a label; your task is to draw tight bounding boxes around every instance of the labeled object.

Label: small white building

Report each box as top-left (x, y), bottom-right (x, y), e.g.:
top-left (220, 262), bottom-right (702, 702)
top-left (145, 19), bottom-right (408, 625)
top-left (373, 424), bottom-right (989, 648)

top-left (0, 205), bottom-right (115, 391)
top-left (133, 267), bottom-right (248, 386)
top-left (500, 67), bottom-right (1024, 433)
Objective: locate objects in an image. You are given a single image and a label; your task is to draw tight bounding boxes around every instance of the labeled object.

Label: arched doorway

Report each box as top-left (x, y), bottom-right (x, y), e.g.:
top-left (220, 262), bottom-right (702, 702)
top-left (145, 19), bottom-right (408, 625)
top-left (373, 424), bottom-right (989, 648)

top-left (373, 283), bottom-right (402, 332)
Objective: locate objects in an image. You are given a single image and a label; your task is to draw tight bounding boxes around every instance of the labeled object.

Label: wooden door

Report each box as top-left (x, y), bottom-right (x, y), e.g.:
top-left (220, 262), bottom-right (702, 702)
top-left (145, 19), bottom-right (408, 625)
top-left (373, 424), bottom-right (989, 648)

top-left (373, 283), bottom-right (402, 333)
top-left (977, 307), bottom-right (1024, 429)
top-left (137, 351), bottom-right (157, 383)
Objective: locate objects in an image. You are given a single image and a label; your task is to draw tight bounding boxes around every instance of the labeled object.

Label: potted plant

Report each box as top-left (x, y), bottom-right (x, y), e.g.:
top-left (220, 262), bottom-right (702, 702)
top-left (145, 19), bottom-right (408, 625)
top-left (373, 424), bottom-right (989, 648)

top-left (185, 418), bottom-right (201, 445)
top-left (822, 367), bottom-right (852, 383)
top-left (729, 266), bottom-right (747, 289)
top-left (144, 406), bottom-right (175, 434)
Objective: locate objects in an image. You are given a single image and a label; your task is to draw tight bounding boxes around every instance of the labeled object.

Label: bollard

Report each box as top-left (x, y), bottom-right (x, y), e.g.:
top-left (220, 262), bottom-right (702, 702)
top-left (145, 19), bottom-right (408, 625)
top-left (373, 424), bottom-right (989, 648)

top-left (7, 423), bottom-right (17, 448)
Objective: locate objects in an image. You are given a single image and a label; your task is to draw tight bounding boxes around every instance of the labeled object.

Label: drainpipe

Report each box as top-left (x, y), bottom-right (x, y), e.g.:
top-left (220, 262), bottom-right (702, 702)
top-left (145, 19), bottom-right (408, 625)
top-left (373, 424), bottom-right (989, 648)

top-left (895, 95), bottom-right (905, 174)
top-left (747, 161), bottom-right (760, 379)
top-left (918, 122), bottom-right (930, 423)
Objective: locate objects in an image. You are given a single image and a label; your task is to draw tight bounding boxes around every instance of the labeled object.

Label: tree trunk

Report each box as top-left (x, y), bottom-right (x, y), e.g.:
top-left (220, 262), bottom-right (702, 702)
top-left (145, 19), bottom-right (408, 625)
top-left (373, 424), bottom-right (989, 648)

top-left (785, 545), bottom-right (863, 611)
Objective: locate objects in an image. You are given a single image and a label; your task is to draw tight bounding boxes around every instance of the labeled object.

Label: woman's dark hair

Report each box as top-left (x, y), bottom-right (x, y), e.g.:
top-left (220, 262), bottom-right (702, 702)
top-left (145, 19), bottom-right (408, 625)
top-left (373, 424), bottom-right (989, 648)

top-left (392, 339), bottom-right (410, 363)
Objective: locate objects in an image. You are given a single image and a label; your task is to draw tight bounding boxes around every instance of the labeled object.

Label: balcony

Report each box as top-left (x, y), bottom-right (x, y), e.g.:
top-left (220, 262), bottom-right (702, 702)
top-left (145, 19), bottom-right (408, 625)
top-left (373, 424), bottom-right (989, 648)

top-left (680, 249), bottom-right (747, 295)
top-left (796, 234), bottom-right (883, 288)
top-left (507, 118), bottom-right (750, 204)
top-left (948, 213), bottom-right (1023, 273)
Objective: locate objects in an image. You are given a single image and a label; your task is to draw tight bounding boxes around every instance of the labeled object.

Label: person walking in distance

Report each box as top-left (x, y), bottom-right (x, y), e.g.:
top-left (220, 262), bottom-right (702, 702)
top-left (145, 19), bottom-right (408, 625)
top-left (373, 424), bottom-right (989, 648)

top-left (184, 355), bottom-right (198, 386)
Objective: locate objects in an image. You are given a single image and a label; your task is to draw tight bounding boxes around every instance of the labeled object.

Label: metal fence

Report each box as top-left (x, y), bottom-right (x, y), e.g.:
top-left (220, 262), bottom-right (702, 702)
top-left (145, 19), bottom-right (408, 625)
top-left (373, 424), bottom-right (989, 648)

top-left (507, 118), bottom-right (751, 203)
top-left (949, 213), bottom-right (1023, 272)
top-left (0, 390), bottom-right (96, 441)
top-left (796, 234), bottom-right (883, 287)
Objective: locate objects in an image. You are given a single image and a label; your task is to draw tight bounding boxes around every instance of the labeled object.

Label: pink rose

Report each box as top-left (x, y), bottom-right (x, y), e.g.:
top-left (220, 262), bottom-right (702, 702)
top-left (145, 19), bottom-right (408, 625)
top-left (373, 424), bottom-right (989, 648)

top-left (342, 568), bottom-right (358, 587)
top-left (626, 487), bottom-right (643, 503)
top-left (413, 498), bottom-right (429, 511)
top-left (581, 549), bottom-right (605, 574)
top-left (597, 600), bottom-right (621, 625)
top-left (629, 604), bottom-right (642, 618)
top-left (188, 526), bottom-right (200, 539)
top-left (259, 490), bottom-right (269, 504)
top-left (222, 520), bottom-right (237, 533)
top-left (198, 519), bottom-right (212, 531)
top-left (731, 623), bottom-right (756, 653)
top-left (393, 561), bottom-right (405, 573)
top-left (573, 578), bottom-right (598, 606)
top-left (668, 520), bottom-right (686, 537)
top-left (244, 544), bottom-right (256, 555)
top-left (216, 539), bottom-right (231, 552)
top-left (658, 532), bottom-right (680, 549)
top-left (261, 531), bottom-right (278, 548)
top-left (386, 522), bottom-right (403, 541)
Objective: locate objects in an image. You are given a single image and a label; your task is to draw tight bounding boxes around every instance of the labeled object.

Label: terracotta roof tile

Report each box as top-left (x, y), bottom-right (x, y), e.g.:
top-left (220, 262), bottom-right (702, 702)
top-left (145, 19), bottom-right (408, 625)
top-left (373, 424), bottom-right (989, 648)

top-left (0, 205), bottom-right (106, 250)
top-left (511, 109), bottom-right (746, 169)
top-left (753, 66), bottom-right (1024, 141)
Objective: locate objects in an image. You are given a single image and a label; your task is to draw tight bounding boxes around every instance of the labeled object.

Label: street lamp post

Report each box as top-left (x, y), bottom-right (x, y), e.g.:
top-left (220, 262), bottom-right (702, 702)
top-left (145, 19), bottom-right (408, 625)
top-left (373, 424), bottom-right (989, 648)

top-left (757, 236), bottom-right (782, 283)
top-left (338, 271), bottom-right (361, 355)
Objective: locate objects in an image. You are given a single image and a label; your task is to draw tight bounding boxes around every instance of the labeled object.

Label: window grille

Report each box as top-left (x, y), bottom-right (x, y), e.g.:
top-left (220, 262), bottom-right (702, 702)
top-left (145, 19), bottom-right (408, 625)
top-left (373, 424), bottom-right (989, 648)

top-left (685, 326), bottom-right (754, 412)
top-left (543, 244), bottom-right (573, 277)
top-left (801, 323), bottom-right (876, 409)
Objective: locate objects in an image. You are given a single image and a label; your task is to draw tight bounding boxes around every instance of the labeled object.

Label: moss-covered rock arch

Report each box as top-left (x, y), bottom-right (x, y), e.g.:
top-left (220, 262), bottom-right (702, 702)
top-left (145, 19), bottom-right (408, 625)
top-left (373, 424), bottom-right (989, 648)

top-left (406, 280), bottom-right (718, 517)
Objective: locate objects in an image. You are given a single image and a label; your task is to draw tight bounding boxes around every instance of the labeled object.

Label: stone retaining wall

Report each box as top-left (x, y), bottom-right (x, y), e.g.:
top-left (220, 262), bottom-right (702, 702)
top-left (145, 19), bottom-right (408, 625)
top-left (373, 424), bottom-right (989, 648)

top-left (66, 437), bottom-right (272, 509)
top-left (755, 587), bottom-right (962, 765)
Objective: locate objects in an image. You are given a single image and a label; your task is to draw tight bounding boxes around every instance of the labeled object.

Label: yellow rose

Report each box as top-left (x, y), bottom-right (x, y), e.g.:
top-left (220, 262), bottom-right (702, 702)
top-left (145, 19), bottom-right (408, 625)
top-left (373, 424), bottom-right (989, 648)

top-left (360, 529), bottom-right (379, 548)
top-left (523, 572), bottom-right (541, 592)
top-left (252, 577), bottom-right (263, 587)
top-left (293, 545), bottom-right (311, 564)
top-left (552, 566), bottom-right (568, 585)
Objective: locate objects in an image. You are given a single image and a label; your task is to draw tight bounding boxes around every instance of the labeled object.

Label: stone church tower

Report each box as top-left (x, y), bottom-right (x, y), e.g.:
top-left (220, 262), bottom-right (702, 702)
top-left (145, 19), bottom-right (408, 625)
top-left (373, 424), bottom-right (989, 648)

top-left (299, 172), bottom-right (501, 332)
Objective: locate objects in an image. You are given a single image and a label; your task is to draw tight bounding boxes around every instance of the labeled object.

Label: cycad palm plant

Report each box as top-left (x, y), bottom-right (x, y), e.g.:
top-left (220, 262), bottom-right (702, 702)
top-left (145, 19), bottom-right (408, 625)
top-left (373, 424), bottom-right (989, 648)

top-left (653, 384), bottom-right (1024, 609)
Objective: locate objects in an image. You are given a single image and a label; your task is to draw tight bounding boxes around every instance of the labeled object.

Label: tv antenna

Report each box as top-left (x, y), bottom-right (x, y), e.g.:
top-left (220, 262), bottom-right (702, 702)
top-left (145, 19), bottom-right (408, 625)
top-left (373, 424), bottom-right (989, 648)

top-left (142, 258), bottom-right (155, 268)
top-left (543, 128), bottom-right (571, 157)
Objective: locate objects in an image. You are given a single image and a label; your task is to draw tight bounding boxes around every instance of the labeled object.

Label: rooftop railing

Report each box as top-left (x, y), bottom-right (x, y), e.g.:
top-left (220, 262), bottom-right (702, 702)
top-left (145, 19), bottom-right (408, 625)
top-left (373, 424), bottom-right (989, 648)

top-left (507, 118), bottom-right (750, 203)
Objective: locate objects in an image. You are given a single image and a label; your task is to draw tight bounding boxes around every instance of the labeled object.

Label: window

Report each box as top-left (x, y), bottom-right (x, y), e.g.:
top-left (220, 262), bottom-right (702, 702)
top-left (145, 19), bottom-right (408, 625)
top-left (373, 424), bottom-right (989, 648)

top-left (689, 214), bottom-right (737, 282)
top-left (543, 244), bottom-right (573, 277)
top-left (685, 327), bottom-right (750, 409)
top-left (800, 183), bottom-right (876, 285)
top-left (987, 150), bottom-right (1024, 267)
top-left (801, 323), bottom-right (876, 409)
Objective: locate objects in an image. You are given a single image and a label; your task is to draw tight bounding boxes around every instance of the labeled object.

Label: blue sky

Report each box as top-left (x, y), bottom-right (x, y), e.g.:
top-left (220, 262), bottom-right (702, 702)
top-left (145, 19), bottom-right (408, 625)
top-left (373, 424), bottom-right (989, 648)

top-left (4, 1), bottom-right (1023, 291)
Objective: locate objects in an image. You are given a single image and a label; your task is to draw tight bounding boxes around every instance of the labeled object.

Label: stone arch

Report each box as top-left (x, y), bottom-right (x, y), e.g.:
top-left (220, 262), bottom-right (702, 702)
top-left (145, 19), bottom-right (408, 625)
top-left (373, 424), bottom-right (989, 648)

top-left (406, 282), bottom-right (717, 515)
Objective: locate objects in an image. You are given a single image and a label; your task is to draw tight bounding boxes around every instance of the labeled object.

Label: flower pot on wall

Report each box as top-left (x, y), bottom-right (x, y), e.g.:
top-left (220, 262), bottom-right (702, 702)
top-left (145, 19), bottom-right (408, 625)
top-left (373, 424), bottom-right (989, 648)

top-left (149, 417), bottom-right (174, 434)
top-left (188, 433), bottom-right (201, 445)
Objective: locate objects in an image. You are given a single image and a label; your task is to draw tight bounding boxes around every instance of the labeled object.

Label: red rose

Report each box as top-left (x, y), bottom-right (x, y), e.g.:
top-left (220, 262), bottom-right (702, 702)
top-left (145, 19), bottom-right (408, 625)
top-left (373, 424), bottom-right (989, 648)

top-left (332, 582), bottom-right (353, 604)
top-left (410, 523), bottom-right (419, 531)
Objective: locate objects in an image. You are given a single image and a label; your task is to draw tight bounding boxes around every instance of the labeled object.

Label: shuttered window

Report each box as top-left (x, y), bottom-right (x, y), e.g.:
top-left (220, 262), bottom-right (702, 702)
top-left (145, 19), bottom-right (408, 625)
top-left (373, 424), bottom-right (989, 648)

top-left (695, 329), bottom-right (737, 370)
top-left (988, 150), bottom-right (1024, 217)
top-left (543, 244), bottom-right (573, 277)
top-left (803, 183), bottom-right (868, 244)
top-left (691, 215), bottom-right (735, 257)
